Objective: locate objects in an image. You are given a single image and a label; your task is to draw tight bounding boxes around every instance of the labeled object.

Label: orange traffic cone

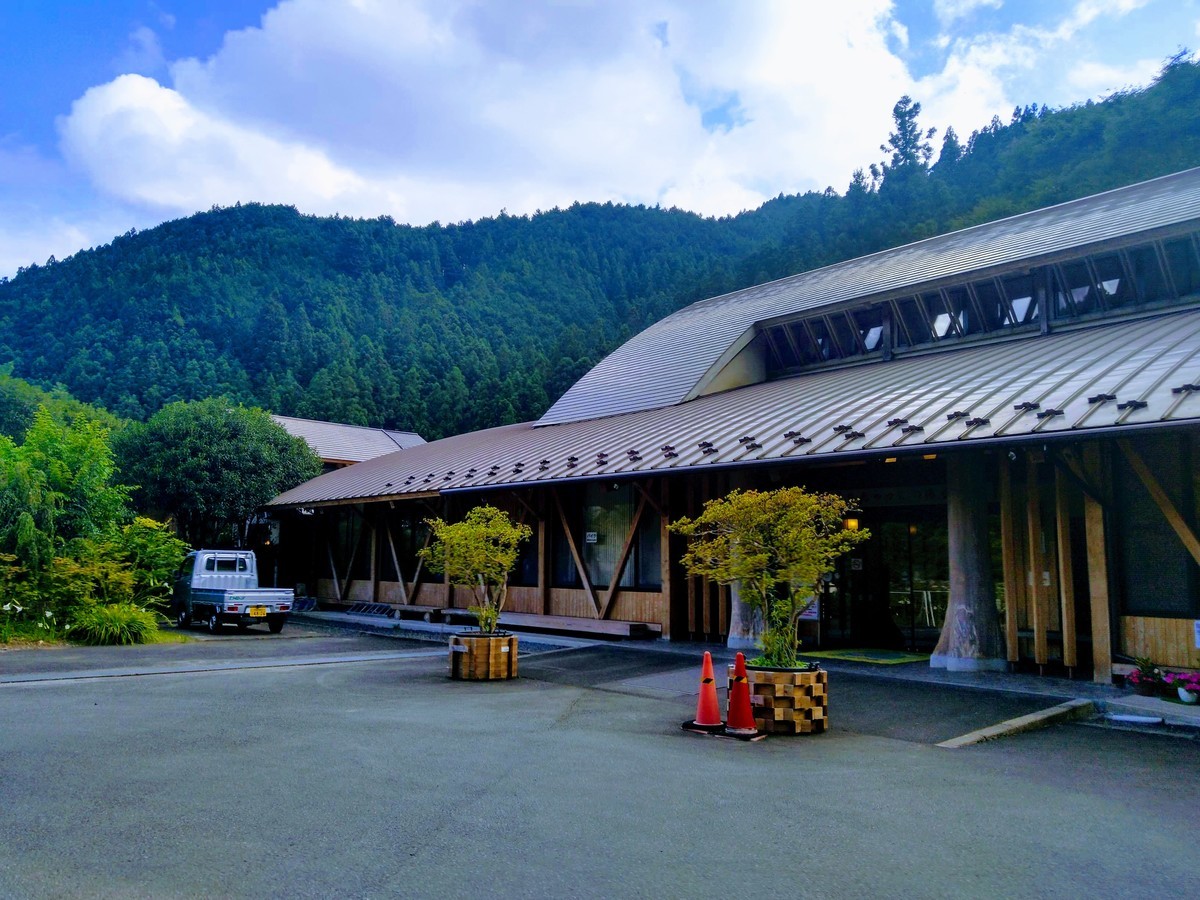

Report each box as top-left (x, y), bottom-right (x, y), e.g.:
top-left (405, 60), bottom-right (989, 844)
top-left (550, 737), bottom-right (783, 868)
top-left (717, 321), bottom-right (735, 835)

top-left (725, 652), bottom-right (759, 738)
top-left (682, 651), bottom-right (724, 733)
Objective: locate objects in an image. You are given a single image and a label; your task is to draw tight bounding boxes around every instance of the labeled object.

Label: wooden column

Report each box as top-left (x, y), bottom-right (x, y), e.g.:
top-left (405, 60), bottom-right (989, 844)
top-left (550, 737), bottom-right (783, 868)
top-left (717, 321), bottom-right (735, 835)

top-left (1026, 457), bottom-right (1050, 668)
top-left (1083, 445), bottom-right (1113, 684)
top-left (537, 515), bottom-right (549, 616)
top-left (1054, 470), bottom-right (1078, 672)
top-left (932, 454), bottom-right (1006, 670)
top-left (659, 478), bottom-right (671, 638)
top-left (998, 456), bottom-right (1021, 663)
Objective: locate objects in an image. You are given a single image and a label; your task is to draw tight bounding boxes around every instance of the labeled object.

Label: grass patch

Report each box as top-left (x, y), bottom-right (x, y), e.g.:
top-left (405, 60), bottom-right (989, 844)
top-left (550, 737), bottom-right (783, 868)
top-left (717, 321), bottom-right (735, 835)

top-left (148, 629), bottom-right (193, 644)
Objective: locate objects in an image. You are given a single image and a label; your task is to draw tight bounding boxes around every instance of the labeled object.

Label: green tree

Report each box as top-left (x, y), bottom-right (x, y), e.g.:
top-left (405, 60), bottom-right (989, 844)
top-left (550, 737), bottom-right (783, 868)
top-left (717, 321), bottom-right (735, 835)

top-left (115, 397), bottom-right (322, 547)
top-left (671, 487), bottom-right (869, 668)
top-left (420, 505), bottom-right (532, 634)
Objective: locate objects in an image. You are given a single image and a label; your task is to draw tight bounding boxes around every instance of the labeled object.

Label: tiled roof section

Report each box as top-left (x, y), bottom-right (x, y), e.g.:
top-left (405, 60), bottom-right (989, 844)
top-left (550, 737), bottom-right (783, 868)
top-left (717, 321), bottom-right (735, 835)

top-left (539, 167), bottom-right (1200, 426)
top-left (269, 307), bottom-right (1200, 507)
top-left (271, 415), bottom-right (425, 464)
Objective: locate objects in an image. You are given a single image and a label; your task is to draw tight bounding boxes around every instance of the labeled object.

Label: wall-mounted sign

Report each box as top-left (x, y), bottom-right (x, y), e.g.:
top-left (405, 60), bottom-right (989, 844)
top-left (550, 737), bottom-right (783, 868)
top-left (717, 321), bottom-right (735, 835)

top-left (585, 531), bottom-right (598, 544)
top-left (798, 596), bottom-right (819, 621)
top-left (1194, 619), bottom-right (1200, 650)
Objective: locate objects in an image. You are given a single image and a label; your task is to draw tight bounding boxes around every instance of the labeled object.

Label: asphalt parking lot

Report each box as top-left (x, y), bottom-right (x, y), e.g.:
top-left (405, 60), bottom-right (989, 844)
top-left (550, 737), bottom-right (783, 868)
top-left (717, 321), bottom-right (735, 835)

top-left (2, 625), bottom-right (1198, 898)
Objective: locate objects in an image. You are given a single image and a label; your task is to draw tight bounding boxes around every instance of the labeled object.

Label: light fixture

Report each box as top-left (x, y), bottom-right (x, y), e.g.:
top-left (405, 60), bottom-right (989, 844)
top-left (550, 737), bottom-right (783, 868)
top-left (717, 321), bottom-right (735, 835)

top-left (843, 518), bottom-right (860, 532)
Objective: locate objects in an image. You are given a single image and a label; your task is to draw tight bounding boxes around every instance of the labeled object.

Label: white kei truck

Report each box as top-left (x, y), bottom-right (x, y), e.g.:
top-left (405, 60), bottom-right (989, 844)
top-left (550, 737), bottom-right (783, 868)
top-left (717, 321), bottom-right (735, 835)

top-left (171, 550), bottom-right (293, 634)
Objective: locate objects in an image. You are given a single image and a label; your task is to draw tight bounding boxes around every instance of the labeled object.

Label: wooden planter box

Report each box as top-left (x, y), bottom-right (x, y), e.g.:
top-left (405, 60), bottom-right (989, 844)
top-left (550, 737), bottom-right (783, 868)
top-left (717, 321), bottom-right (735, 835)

top-left (449, 632), bottom-right (518, 681)
top-left (740, 665), bottom-right (828, 734)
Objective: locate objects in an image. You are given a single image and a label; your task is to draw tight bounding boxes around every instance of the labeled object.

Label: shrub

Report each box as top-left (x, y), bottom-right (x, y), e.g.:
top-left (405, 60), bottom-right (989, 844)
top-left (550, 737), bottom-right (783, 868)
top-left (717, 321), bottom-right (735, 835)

top-left (67, 602), bottom-right (160, 645)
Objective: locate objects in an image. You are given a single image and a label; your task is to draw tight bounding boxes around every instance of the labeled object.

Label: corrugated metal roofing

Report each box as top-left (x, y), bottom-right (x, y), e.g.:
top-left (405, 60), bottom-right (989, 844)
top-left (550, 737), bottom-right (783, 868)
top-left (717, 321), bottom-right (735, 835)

top-left (271, 415), bottom-right (425, 464)
top-left (539, 167), bottom-right (1200, 426)
top-left (268, 306), bottom-right (1200, 508)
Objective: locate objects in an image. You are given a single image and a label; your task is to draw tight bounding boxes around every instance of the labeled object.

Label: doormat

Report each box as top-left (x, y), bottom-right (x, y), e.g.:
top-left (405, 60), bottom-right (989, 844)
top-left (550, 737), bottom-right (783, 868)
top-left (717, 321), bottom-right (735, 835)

top-left (800, 649), bottom-right (930, 665)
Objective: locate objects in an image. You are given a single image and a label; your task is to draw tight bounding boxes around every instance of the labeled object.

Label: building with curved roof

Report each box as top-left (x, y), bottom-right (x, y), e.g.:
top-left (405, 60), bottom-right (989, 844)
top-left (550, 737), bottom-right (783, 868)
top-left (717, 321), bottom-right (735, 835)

top-left (270, 168), bottom-right (1200, 682)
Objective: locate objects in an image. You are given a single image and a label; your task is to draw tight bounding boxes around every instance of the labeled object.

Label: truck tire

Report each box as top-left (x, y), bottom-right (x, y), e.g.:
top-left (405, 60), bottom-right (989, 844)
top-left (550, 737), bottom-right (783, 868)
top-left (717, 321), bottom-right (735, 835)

top-left (176, 609), bottom-right (191, 629)
top-left (207, 613), bottom-right (221, 634)
top-left (268, 616), bottom-right (285, 634)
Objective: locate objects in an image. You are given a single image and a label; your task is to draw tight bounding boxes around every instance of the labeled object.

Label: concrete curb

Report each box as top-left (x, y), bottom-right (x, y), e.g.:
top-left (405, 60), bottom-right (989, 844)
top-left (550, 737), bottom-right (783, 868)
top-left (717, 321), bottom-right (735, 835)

top-left (937, 698), bottom-right (1095, 748)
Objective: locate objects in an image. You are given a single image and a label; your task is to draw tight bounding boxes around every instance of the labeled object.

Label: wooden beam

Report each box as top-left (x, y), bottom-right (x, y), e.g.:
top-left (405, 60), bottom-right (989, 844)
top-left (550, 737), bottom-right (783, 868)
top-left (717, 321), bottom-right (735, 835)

top-left (1083, 445), bottom-right (1113, 684)
top-left (339, 522), bottom-right (363, 603)
top-left (1026, 457), bottom-right (1049, 666)
top-left (369, 518), bottom-right (379, 603)
top-left (1054, 469), bottom-right (1078, 670)
top-left (326, 540), bottom-right (341, 601)
top-left (1118, 439), bottom-right (1200, 567)
top-left (598, 492), bottom-right (647, 620)
top-left (384, 523), bottom-right (409, 605)
top-left (407, 528), bottom-right (432, 605)
top-left (633, 479), bottom-right (664, 518)
top-left (998, 456), bottom-right (1021, 663)
top-left (553, 489), bottom-right (599, 616)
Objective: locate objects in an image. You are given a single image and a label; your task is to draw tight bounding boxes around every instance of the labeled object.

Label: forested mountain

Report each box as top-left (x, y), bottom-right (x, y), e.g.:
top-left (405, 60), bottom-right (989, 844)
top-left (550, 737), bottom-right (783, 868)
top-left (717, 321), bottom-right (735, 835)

top-left (3, 56), bottom-right (1199, 439)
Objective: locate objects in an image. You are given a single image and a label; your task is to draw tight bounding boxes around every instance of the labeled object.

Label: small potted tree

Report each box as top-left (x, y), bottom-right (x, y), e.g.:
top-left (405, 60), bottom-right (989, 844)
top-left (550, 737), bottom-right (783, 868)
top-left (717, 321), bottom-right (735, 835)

top-left (671, 486), bottom-right (868, 734)
top-left (421, 505), bottom-right (531, 680)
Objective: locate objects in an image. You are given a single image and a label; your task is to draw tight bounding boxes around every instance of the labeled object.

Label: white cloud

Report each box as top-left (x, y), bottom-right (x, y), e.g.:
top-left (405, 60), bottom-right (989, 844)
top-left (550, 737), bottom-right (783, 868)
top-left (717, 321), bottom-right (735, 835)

top-left (0, 0), bottom-right (1181, 277)
top-left (114, 26), bottom-right (167, 76)
top-left (933, 0), bottom-right (1002, 28)
top-left (55, 0), bottom-right (919, 228)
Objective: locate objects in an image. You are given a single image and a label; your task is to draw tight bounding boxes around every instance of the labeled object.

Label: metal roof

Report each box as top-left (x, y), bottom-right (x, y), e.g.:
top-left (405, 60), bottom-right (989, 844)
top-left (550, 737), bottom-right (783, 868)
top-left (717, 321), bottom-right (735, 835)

top-left (539, 167), bottom-right (1200, 426)
top-left (271, 415), bottom-right (425, 465)
top-left (269, 306), bottom-right (1200, 508)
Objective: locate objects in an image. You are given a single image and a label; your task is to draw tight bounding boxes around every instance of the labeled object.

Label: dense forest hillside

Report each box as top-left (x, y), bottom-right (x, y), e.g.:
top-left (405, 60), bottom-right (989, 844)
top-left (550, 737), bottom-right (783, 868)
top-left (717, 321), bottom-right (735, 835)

top-left (2, 56), bottom-right (1199, 439)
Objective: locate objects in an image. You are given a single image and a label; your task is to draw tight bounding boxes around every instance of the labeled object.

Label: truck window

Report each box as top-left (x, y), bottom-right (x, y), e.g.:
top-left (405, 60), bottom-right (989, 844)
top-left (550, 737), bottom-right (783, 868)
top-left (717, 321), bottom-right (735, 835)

top-left (203, 556), bottom-right (249, 573)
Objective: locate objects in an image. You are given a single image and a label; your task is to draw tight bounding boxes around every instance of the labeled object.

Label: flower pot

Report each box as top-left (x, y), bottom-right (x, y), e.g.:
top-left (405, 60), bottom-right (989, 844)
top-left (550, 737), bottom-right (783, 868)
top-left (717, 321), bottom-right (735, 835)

top-left (448, 632), bottom-right (518, 681)
top-left (1131, 681), bottom-right (1158, 697)
top-left (1178, 686), bottom-right (1199, 705)
top-left (740, 664), bottom-right (828, 735)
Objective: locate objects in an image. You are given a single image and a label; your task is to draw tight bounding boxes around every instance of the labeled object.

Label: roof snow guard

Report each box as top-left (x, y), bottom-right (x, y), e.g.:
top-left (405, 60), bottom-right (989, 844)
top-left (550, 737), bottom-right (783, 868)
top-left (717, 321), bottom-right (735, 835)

top-left (269, 307), bottom-right (1200, 508)
top-left (538, 168), bottom-right (1200, 426)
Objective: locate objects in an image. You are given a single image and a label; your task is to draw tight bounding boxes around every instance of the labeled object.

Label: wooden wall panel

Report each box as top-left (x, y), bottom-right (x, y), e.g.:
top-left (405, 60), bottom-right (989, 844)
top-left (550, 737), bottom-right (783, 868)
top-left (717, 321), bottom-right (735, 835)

top-left (505, 587), bottom-right (542, 615)
top-left (376, 582), bottom-right (407, 604)
top-left (606, 591), bottom-right (668, 629)
top-left (549, 589), bottom-right (600, 619)
top-left (1120, 616), bottom-right (1200, 668)
top-left (347, 581), bottom-right (374, 602)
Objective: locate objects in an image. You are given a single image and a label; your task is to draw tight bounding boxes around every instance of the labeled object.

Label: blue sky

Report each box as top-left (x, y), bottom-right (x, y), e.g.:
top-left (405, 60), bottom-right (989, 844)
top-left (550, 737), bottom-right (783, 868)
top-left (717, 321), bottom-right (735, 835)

top-left (1, 0), bottom-right (1197, 276)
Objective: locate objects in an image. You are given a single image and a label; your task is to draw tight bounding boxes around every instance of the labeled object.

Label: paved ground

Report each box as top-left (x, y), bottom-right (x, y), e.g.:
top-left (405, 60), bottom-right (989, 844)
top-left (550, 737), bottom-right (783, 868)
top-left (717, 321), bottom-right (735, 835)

top-left (2, 625), bottom-right (1198, 898)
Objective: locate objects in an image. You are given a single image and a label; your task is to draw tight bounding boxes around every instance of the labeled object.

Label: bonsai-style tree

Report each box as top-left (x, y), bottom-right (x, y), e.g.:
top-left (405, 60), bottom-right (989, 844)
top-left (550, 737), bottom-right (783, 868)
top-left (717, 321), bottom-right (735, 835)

top-left (671, 487), bottom-right (869, 668)
top-left (420, 505), bottom-right (531, 634)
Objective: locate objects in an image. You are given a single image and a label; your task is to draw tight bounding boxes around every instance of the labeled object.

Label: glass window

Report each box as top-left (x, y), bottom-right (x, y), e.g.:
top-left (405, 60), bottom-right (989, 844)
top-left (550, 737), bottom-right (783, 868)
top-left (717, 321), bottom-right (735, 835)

top-left (921, 292), bottom-right (957, 339)
top-left (1163, 236), bottom-right (1200, 298)
top-left (944, 286), bottom-right (982, 336)
top-left (892, 296), bottom-right (930, 347)
top-left (805, 318), bottom-right (839, 361)
top-left (828, 313), bottom-right (859, 356)
top-left (1126, 245), bottom-right (1171, 305)
top-left (1091, 253), bottom-right (1129, 309)
top-left (1000, 274), bottom-right (1038, 325)
top-left (852, 307), bottom-right (884, 352)
top-left (788, 322), bottom-right (823, 366)
top-left (764, 325), bottom-right (800, 371)
top-left (1056, 261), bottom-right (1097, 317)
top-left (971, 279), bottom-right (1009, 331)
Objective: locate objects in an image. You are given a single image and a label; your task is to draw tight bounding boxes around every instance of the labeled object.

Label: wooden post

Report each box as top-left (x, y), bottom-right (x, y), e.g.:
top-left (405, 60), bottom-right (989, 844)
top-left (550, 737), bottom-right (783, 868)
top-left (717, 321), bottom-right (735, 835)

top-left (369, 517), bottom-right (379, 603)
top-left (998, 456), bottom-right (1021, 663)
top-left (659, 478), bottom-right (671, 639)
top-left (1026, 457), bottom-right (1049, 668)
top-left (537, 514), bottom-right (549, 616)
top-left (1083, 445), bottom-right (1113, 684)
top-left (932, 454), bottom-right (1006, 670)
top-left (1054, 470), bottom-right (1078, 672)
